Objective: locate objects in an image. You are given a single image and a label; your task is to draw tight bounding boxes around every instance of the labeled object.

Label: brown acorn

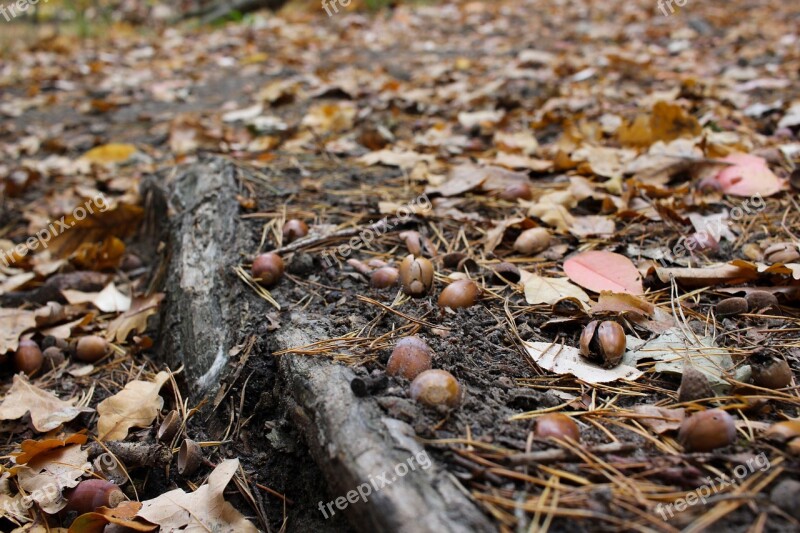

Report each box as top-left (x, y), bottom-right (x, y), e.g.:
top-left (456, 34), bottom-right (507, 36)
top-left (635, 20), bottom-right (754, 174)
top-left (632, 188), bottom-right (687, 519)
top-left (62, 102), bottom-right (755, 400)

top-left (75, 336), bottom-right (109, 363)
top-left (399, 254), bottom-right (434, 297)
top-left (386, 336), bottom-right (433, 380)
top-left (282, 219), bottom-right (309, 243)
top-left (716, 297), bottom-right (748, 317)
top-left (579, 321), bottom-right (626, 368)
top-left (64, 480), bottom-right (126, 515)
top-left (513, 228), bottom-right (551, 255)
top-left (752, 359), bottom-right (793, 390)
top-left (14, 339), bottom-right (43, 377)
top-left (410, 370), bottom-right (462, 408)
top-left (252, 252), bottom-right (284, 287)
top-left (534, 413), bottom-right (580, 442)
top-left (42, 346), bottom-right (66, 370)
top-left (678, 409), bottom-right (737, 452)
top-left (678, 366), bottom-right (715, 402)
top-left (370, 267), bottom-right (399, 289)
top-left (745, 291), bottom-right (779, 313)
top-left (438, 279), bottom-right (479, 309)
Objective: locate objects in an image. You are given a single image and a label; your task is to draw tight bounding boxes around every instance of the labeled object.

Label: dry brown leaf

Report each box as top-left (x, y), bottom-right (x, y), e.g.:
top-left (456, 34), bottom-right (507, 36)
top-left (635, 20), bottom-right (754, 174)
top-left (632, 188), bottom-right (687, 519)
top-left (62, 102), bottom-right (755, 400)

top-left (0, 375), bottom-right (92, 432)
top-left (47, 203), bottom-right (143, 260)
top-left (62, 283), bottom-right (131, 313)
top-left (523, 274), bottom-right (590, 307)
top-left (14, 433), bottom-right (88, 465)
top-left (96, 371), bottom-right (170, 441)
top-left (633, 405), bottom-right (685, 434)
top-left (137, 459), bottom-right (258, 533)
top-left (105, 293), bottom-right (165, 343)
top-left (655, 263), bottom-right (759, 288)
top-left (70, 501), bottom-right (156, 533)
top-left (0, 308), bottom-right (36, 355)
top-left (525, 341), bottom-right (643, 383)
top-left (16, 444), bottom-right (90, 514)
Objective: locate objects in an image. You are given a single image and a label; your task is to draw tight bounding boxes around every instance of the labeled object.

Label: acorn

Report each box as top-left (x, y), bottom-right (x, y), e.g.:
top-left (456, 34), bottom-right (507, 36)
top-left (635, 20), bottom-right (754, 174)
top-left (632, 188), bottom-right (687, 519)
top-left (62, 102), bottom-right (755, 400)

top-left (14, 339), bottom-right (43, 377)
top-left (410, 370), bottom-right (462, 408)
top-left (399, 254), bottom-right (434, 297)
top-left (752, 359), bottom-right (793, 390)
top-left (399, 231), bottom-right (423, 256)
top-left (64, 480), bottom-right (126, 515)
top-left (282, 219), bottom-right (309, 243)
top-left (745, 291), bottom-right (779, 313)
top-left (764, 420), bottom-right (800, 443)
top-left (579, 321), bottom-right (626, 368)
top-left (386, 336), bottom-right (432, 380)
top-left (438, 279), bottom-right (479, 309)
top-left (715, 297), bottom-right (748, 317)
top-left (42, 346), bottom-right (66, 370)
top-left (370, 267), bottom-right (399, 289)
top-left (499, 182), bottom-right (533, 201)
top-left (177, 439), bottom-right (203, 476)
top-left (534, 413), bottom-right (580, 442)
top-left (157, 410), bottom-right (182, 443)
top-left (252, 252), bottom-right (284, 287)
top-left (75, 335), bottom-right (109, 363)
top-left (678, 409), bottom-right (737, 452)
top-left (513, 228), bottom-right (551, 255)
top-left (678, 366), bottom-right (714, 402)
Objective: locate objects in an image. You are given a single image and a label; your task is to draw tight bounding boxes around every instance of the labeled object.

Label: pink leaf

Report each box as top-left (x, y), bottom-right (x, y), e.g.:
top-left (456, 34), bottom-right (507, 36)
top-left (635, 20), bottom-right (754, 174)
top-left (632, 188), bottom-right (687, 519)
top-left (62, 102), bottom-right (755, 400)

top-left (563, 251), bottom-right (644, 295)
top-left (706, 154), bottom-right (786, 197)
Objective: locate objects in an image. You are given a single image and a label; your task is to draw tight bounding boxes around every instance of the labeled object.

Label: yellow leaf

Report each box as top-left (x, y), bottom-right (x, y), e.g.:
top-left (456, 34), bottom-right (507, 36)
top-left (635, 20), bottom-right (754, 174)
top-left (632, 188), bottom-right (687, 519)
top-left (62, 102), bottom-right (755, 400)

top-left (80, 144), bottom-right (137, 164)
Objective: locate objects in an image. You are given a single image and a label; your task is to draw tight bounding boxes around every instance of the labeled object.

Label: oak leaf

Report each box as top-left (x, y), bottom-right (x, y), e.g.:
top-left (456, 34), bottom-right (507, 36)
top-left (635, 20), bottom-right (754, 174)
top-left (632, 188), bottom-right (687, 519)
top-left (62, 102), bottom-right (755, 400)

top-left (96, 371), bottom-right (170, 441)
top-left (0, 375), bottom-right (92, 432)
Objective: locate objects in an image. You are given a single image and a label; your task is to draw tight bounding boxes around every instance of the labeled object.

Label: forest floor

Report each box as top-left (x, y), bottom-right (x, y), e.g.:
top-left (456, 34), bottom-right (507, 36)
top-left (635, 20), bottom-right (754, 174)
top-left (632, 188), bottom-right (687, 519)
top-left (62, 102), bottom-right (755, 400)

top-left (1, 0), bottom-right (800, 532)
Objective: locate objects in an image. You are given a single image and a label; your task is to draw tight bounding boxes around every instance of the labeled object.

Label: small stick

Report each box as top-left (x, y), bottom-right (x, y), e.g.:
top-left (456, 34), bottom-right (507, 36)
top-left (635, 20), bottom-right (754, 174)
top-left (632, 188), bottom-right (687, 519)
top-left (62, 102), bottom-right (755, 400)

top-left (506, 442), bottom-right (637, 466)
top-left (271, 216), bottom-right (417, 255)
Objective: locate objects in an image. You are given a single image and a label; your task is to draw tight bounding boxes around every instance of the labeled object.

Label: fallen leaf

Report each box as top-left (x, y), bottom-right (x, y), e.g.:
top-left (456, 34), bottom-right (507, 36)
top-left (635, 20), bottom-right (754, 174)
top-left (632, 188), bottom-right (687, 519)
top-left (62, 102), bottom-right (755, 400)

top-left (137, 459), bottom-right (258, 533)
top-left (15, 444), bottom-right (90, 514)
top-left (14, 433), bottom-right (88, 465)
top-left (523, 275), bottom-right (590, 307)
top-left (0, 308), bottom-right (36, 354)
top-left (524, 341), bottom-right (643, 383)
top-left (633, 405), bottom-right (685, 434)
top-left (564, 251), bottom-right (644, 295)
top-left (654, 263), bottom-right (758, 287)
top-left (359, 149), bottom-right (435, 169)
top-left (70, 501), bottom-right (156, 533)
top-left (0, 375), bottom-right (92, 432)
top-left (627, 328), bottom-right (749, 393)
top-left (80, 144), bottom-right (137, 164)
top-left (105, 293), bottom-right (165, 343)
top-left (96, 371), bottom-right (170, 441)
top-left (62, 283), bottom-right (131, 313)
top-left (701, 154), bottom-right (787, 197)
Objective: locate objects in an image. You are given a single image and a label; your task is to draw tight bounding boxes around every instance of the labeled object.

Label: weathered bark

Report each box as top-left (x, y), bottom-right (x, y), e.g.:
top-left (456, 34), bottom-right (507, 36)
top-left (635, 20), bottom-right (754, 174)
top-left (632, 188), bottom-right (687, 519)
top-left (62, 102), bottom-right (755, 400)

top-left (152, 158), bottom-right (495, 533)
top-left (151, 158), bottom-right (242, 399)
